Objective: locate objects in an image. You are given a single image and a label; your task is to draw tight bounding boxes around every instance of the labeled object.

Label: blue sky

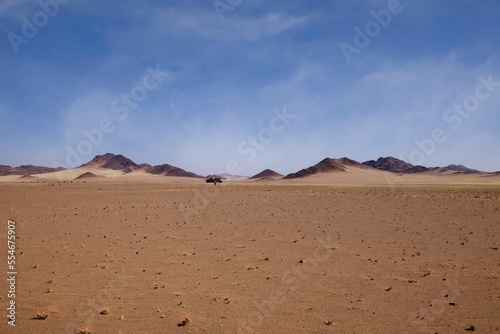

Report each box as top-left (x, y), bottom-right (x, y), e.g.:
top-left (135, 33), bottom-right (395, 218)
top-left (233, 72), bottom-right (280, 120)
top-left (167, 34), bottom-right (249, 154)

top-left (1, 0), bottom-right (499, 176)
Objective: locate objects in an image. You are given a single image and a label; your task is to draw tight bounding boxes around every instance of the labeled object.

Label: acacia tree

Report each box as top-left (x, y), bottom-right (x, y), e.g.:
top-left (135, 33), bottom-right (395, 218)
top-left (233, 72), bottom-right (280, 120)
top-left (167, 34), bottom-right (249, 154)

top-left (206, 177), bottom-right (223, 185)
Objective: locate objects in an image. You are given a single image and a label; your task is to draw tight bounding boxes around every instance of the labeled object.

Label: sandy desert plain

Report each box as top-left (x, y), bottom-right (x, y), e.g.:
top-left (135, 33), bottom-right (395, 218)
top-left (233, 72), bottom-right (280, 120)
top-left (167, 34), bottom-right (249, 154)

top-left (0, 166), bottom-right (499, 334)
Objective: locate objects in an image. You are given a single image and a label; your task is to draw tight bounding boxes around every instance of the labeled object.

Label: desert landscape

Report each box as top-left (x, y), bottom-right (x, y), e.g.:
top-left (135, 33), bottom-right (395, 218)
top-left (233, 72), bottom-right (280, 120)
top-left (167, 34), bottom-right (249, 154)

top-left (0, 154), bottom-right (499, 333)
top-left (3, 1), bottom-right (500, 333)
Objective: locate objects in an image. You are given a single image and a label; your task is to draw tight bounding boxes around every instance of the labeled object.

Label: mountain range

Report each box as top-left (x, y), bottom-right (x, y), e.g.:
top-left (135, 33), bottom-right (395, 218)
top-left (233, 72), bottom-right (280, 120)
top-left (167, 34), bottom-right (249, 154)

top-left (0, 164), bottom-right (65, 176)
top-left (80, 153), bottom-right (202, 178)
top-left (0, 153), bottom-right (494, 180)
top-left (262, 156), bottom-right (492, 180)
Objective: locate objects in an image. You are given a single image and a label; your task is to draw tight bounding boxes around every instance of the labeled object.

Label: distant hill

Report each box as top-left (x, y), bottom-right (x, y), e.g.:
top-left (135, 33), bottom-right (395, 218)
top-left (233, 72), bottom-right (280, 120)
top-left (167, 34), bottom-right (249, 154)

top-left (80, 153), bottom-right (138, 170)
top-left (361, 157), bottom-right (484, 174)
top-left (284, 157), bottom-right (371, 179)
top-left (362, 156), bottom-right (423, 173)
top-left (336, 157), bottom-right (369, 168)
top-left (284, 156), bottom-right (489, 180)
top-left (144, 163), bottom-right (202, 178)
top-left (0, 154), bottom-right (490, 179)
top-left (0, 164), bottom-right (65, 176)
top-left (250, 169), bottom-right (283, 180)
top-left (284, 158), bottom-right (344, 179)
top-left (404, 165), bottom-right (430, 174)
top-left (443, 164), bottom-right (479, 173)
top-left (80, 153), bottom-right (201, 178)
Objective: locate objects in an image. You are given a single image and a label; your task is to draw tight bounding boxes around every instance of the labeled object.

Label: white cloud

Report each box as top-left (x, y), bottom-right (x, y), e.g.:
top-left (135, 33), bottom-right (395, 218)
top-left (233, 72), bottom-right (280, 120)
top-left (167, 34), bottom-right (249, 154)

top-left (158, 9), bottom-right (308, 40)
top-left (248, 51), bottom-right (500, 171)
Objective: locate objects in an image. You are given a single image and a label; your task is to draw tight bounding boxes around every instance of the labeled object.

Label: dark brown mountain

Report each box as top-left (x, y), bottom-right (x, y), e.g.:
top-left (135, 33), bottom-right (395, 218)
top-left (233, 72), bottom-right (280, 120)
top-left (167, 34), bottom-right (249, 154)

top-left (443, 164), bottom-right (479, 173)
top-left (0, 165), bottom-right (19, 176)
top-left (284, 157), bottom-right (350, 179)
top-left (1, 154), bottom-right (490, 179)
top-left (0, 164), bottom-right (65, 176)
top-left (336, 157), bottom-right (372, 168)
top-left (18, 165), bottom-right (66, 174)
top-left (362, 157), bottom-right (486, 174)
top-left (144, 164), bottom-right (202, 178)
top-left (249, 169), bottom-right (283, 180)
top-left (404, 165), bottom-right (429, 173)
top-left (81, 153), bottom-right (201, 178)
top-left (81, 153), bottom-right (138, 170)
top-left (362, 157), bottom-right (415, 173)
top-left (80, 153), bottom-right (114, 167)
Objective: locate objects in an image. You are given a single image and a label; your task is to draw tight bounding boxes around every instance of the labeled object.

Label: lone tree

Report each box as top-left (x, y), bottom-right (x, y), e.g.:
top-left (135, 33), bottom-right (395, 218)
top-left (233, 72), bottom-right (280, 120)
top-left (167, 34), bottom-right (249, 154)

top-left (206, 177), bottom-right (223, 185)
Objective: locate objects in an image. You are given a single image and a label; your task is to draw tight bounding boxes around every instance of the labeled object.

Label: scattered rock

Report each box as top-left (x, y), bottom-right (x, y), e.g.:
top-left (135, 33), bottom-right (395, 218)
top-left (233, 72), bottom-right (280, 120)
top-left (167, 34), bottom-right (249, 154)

top-left (177, 317), bottom-right (190, 327)
top-left (35, 311), bottom-right (48, 320)
top-left (77, 330), bottom-right (92, 334)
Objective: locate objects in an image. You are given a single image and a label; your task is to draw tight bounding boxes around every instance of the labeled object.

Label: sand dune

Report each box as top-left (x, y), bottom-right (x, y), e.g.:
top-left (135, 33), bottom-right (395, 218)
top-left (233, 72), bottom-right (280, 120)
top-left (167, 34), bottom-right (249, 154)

top-left (74, 172), bottom-right (104, 180)
top-left (19, 174), bottom-right (37, 179)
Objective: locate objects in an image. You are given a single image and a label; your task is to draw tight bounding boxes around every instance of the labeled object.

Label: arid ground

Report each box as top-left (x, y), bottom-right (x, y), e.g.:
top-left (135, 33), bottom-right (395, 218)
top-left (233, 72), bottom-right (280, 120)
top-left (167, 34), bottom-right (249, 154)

top-left (0, 181), bottom-right (499, 333)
